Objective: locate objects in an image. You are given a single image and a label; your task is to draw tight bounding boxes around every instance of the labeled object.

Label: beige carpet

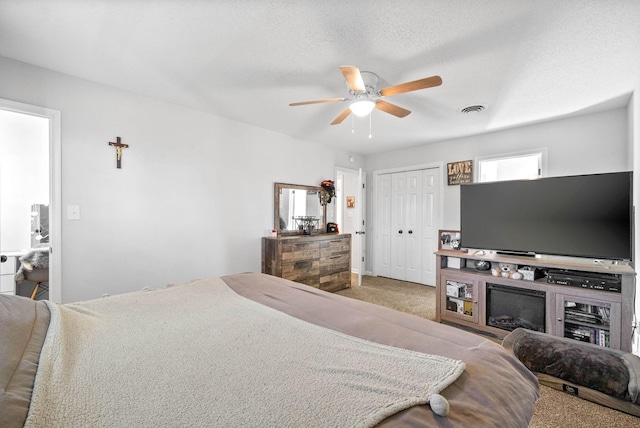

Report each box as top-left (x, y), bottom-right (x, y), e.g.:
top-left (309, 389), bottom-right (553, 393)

top-left (337, 275), bottom-right (640, 427)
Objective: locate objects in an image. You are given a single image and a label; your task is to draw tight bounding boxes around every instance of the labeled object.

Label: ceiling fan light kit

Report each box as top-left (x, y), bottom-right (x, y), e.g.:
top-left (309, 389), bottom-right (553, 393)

top-left (290, 65), bottom-right (442, 126)
top-left (349, 99), bottom-right (376, 116)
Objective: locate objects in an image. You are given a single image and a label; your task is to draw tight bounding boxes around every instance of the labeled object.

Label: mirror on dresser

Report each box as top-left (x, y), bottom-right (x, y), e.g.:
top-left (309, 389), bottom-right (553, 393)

top-left (274, 182), bottom-right (327, 235)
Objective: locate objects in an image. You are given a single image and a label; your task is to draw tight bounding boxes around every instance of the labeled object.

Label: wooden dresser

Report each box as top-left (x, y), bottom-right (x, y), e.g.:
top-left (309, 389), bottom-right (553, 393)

top-left (261, 233), bottom-right (351, 292)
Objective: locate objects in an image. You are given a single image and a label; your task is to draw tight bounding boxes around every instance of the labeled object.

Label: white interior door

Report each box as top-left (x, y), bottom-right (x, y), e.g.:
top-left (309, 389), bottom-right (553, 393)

top-left (404, 170), bottom-right (423, 283)
top-left (421, 167), bottom-right (441, 286)
top-left (376, 173), bottom-right (391, 278)
top-left (375, 165), bottom-right (442, 285)
top-left (390, 172), bottom-right (406, 280)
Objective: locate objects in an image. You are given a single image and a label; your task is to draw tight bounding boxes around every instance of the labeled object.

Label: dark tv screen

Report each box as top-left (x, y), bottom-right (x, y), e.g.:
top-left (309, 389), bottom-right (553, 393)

top-left (460, 172), bottom-right (633, 260)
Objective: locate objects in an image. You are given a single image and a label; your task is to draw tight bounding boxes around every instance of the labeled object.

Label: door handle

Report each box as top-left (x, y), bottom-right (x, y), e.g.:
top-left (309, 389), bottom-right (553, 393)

top-left (408, 230), bottom-right (413, 234)
top-left (355, 231), bottom-right (365, 235)
top-left (398, 230), bottom-right (403, 234)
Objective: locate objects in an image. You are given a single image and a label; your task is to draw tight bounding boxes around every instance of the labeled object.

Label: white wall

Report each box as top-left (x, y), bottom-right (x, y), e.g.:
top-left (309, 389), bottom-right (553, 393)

top-left (0, 56), bottom-right (361, 302)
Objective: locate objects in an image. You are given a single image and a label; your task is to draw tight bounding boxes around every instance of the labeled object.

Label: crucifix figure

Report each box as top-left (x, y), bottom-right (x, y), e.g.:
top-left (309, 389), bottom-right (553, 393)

top-left (108, 137), bottom-right (129, 169)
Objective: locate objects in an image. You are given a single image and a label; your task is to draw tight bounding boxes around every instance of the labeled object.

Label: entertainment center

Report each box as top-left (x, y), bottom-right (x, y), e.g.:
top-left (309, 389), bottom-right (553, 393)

top-left (435, 250), bottom-right (635, 351)
top-left (439, 171), bottom-right (636, 351)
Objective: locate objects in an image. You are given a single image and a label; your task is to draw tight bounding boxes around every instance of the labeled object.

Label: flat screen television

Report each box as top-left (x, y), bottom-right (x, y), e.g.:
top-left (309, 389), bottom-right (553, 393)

top-left (460, 172), bottom-right (633, 261)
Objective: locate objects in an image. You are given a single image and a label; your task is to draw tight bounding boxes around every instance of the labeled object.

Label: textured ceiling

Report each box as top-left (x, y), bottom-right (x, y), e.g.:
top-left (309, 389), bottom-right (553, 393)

top-left (1, 0), bottom-right (639, 155)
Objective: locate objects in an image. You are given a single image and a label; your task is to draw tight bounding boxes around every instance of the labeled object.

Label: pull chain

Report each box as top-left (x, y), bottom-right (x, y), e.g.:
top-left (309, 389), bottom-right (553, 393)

top-left (368, 112), bottom-right (373, 139)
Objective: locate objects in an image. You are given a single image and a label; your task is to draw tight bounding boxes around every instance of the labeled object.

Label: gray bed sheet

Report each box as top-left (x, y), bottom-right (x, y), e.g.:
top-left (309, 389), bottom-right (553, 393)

top-left (0, 293), bottom-right (50, 428)
top-left (223, 272), bottom-right (540, 427)
top-left (0, 272), bottom-right (538, 427)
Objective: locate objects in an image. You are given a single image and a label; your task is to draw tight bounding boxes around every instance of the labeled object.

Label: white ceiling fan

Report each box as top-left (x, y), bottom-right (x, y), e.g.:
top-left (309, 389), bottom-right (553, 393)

top-left (290, 65), bottom-right (442, 125)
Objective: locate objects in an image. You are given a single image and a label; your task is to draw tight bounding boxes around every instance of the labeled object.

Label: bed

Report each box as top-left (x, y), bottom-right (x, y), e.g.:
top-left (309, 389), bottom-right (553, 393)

top-left (1, 272), bottom-right (539, 427)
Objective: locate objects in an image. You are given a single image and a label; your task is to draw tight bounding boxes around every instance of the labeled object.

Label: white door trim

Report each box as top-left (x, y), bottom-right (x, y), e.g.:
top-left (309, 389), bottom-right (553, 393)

top-left (0, 98), bottom-right (62, 302)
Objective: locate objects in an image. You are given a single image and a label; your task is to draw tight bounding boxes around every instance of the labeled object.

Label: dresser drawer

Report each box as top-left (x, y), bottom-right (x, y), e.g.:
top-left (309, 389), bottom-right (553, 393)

top-left (320, 271), bottom-right (351, 292)
top-left (320, 253), bottom-right (350, 275)
top-left (282, 241), bottom-right (320, 262)
top-left (282, 259), bottom-right (320, 285)
top-left (320, 237), bottom-right (350, 257)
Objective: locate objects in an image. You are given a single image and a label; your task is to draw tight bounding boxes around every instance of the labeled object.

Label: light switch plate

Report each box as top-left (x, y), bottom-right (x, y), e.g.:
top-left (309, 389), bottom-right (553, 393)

top-left (67, 205), bottom-right (80, 220)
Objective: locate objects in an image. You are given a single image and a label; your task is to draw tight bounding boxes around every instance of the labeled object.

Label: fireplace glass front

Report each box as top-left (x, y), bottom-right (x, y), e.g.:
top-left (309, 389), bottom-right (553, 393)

top-left (486, 283), bottom-right (545, 332)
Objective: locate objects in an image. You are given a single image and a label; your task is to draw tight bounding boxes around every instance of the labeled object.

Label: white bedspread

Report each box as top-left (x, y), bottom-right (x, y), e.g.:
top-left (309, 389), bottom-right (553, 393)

top-left (25, 278), bottom-right (465, 427)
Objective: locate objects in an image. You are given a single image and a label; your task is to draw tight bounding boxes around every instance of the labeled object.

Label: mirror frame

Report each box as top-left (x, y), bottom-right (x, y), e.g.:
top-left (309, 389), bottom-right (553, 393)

top-left (274, 182), bottom-right (327, 235)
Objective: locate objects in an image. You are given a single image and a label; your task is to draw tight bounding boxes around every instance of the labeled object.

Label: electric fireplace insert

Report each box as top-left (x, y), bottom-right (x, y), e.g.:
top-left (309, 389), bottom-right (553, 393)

top-left (486, 283), bottom-right (545, 332)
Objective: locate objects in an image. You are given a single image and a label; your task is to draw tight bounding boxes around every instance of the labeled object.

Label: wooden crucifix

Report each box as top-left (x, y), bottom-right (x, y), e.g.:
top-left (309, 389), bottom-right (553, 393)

top-left (108, 137), bottom-right (129, 169)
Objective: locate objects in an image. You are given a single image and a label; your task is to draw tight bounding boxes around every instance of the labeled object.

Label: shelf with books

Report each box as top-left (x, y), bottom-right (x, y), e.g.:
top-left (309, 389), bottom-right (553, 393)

top-left (557, 296), bottom-right (619, 349)
top-left (441, 273), bottom-right (478, 324)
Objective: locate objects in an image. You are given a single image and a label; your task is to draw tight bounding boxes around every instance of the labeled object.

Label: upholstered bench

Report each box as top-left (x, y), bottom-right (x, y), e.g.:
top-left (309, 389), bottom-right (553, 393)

top-left (503, 328), bottom-right (640, 417)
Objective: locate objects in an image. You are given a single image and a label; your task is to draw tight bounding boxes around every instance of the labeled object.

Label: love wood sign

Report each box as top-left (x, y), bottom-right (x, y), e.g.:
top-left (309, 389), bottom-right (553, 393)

top-left (447, 160), bottom-right (472, 185)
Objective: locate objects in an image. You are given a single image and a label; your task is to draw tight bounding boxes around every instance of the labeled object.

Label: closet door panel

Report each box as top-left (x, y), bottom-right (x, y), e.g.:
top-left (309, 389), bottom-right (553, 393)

top-left (421, 168), bottom-right (441, 286)
top-left (390, 172), bottom-right (407, 280)
top-left (376, 174), bottom-right (392, 277)
top-left (405, 170), bottom-right (423, 283)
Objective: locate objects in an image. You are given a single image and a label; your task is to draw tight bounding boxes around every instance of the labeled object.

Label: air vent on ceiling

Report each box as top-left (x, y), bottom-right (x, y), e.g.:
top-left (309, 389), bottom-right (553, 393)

top-left (460, 105), bottom-right (487, 114)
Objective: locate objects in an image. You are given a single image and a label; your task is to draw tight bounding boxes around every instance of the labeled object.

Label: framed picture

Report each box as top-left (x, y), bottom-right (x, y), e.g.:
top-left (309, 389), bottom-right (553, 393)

top-left (346, 195), bottom-right (355, 209)
top-left (439, 229), bottom-right (461, 251)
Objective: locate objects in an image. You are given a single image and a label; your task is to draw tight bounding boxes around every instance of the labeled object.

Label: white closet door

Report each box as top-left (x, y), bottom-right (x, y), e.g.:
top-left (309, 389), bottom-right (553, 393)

top-left (421, 168), bottom-right (441, 286)
top-left (375, 166), bottom-right (441, 285)
top-left (376, 173), bottom-right (392, 278)
top-left (390, 172), bottom-right (406, 280)
top-left (404, 170), bottom-right (423, 283)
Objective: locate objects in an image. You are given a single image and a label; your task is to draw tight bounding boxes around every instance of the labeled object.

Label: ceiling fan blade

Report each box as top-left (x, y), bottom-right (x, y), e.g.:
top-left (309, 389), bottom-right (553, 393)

top-left (289, 97), bottom-right (345, 106)
top-left (375, 100), bottom-right (411, 118)
top-left (379, 75), bottom-right (442, 97)
top-left (330, 107), bottom-right (352, 125)
top-left (339, 65), bottom-right (366, 92)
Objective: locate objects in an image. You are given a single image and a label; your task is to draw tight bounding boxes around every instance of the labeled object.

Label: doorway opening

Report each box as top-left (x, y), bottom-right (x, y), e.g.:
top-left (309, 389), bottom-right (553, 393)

top-left (0, 99), bottom-right (61, 302)
top-left (335, 166), bottom-right (365, 285)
